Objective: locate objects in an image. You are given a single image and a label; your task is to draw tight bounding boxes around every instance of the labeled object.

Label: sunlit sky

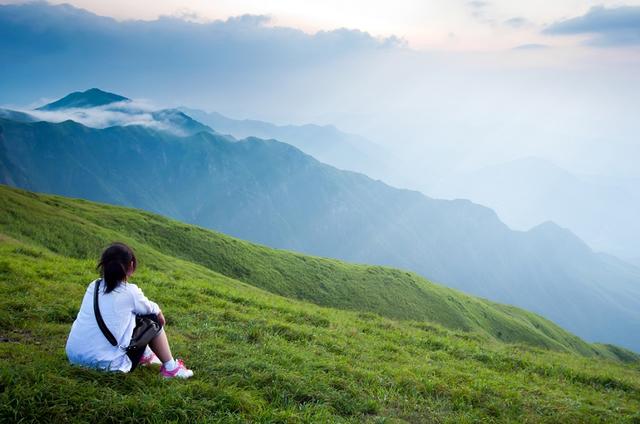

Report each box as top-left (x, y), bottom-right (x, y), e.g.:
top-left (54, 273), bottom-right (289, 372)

top-left (43, 0), bottom-right (640, 50)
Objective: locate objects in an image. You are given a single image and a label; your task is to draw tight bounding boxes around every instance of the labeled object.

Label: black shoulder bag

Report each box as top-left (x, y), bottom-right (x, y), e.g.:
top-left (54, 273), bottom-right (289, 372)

top-left (93, 279), bottom-right (162, 354)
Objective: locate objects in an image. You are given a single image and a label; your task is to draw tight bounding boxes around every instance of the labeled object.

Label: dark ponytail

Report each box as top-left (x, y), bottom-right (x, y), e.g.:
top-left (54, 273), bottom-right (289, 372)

top-left (96, 242), bottom-right (137, 293)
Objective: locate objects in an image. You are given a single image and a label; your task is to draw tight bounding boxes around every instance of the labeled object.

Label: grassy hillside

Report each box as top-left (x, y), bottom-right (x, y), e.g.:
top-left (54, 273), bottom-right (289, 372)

top-left (0, 184), bottom-right (630, 360)
top-left (1, 185), bottom-right (639, 422)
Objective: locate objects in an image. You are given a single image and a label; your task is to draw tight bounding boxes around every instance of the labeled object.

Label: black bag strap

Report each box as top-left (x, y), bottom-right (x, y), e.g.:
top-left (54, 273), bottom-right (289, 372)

top-left (93, 279), bottom-right (118, 346)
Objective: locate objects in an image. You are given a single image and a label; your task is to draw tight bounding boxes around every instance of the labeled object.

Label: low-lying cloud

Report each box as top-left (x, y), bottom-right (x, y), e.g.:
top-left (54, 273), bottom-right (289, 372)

top-left (544, 5), bottom-right (640, 46)
top-left (25, 101), bottom-right (185, 135)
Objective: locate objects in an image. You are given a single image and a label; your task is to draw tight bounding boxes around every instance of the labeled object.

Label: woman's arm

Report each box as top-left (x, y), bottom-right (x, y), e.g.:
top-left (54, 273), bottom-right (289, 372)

top-left (157, 310), bottom-right (166, 326)
top-left (128, 283), bottom-right (161, 316)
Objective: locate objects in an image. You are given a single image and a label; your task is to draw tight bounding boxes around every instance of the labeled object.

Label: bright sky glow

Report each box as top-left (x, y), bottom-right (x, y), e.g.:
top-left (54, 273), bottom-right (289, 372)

top-left (41, 0), bottom-right (640, 50)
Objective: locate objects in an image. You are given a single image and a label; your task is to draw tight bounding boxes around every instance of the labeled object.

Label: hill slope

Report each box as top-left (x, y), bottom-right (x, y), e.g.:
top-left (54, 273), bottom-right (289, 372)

top-left (0, 184), bottom-right (634, 360)
top-left (1, 112), bottom-right (640, 352)
top-left (0, 185), bottom-right (639, 422)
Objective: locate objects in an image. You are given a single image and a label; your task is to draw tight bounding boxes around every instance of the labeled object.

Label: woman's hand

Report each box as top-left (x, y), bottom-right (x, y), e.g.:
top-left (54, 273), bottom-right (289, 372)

top-left (157, 310), bottom-right (166, 326)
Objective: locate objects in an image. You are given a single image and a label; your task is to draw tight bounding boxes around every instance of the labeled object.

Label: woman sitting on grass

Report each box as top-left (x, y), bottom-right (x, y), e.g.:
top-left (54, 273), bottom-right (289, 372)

top-left (65, 242), bottom-right (193, 379)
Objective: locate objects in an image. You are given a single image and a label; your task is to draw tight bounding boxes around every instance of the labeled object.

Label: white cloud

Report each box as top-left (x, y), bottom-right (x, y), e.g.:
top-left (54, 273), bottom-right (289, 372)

top-left (24, 101), bottom-right (184, 134)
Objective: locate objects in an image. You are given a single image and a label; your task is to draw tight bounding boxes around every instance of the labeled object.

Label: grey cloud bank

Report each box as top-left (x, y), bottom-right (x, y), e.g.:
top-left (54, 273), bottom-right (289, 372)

top-left (544, 5), bottom-right (640, 46)
top-left (0, 1), bottom-right (403, 107)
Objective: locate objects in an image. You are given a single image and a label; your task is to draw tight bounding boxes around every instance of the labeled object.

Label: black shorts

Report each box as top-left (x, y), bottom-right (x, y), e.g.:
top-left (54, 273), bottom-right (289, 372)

top-left (127, 313), bottom-right (162, 371)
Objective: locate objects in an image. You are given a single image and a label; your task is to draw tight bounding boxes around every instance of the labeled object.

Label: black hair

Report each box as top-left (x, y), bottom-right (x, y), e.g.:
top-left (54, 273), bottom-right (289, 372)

top-left (96, 242), bottom-right (137, 293)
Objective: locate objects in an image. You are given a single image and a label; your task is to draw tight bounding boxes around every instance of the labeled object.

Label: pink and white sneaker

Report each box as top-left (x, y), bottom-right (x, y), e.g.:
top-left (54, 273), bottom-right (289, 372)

top-left (160, 359), bottom-right (194, 379)
top-left (139, 351), bottom-right (162, 367)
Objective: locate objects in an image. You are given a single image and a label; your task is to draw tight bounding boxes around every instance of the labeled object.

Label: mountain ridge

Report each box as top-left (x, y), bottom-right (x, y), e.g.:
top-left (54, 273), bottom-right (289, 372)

top-left (180, 107), bottom-right (393, 179)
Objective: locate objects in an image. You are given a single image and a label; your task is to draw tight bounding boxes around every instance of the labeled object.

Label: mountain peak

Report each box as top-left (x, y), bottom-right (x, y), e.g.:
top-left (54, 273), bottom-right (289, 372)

top-left (37, 88), bottom-right (129, 111)
top-left (528, 220), bottom-right (593, 253)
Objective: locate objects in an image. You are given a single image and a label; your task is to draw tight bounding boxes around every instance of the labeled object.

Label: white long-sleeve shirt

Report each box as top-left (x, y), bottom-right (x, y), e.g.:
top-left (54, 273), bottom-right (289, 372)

top-left (65, 279), bottom-right (160, 372)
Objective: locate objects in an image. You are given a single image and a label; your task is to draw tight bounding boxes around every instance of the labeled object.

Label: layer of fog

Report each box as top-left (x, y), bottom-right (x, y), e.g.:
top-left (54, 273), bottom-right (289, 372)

top-left (24, 100), bottom-right (193, 134)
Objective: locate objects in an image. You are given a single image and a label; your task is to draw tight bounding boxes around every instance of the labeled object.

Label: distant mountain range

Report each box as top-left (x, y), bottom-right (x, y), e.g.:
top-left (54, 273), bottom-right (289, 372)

top-left (185, 110), bottom-right (640, 264)
top-left (180, 107), bottom-right (392, 180)
top-left (1, 89), bottom-right (639, 352)
top-left (431, 157), bottom-right (640, 260)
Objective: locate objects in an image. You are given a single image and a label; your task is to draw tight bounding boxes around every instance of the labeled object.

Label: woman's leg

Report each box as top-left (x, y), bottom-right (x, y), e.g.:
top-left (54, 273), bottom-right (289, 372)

top-left (149, 328), bottom-right (194, 378)
top-left (149, 329), bottom-right (173, 363)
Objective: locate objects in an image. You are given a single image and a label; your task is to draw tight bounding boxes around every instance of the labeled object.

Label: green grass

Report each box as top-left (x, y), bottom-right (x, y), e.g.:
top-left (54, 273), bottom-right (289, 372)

top-left (0, 185), bottom-right (632, 360)
top-left (1, 185), bottom-right (639, 422)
